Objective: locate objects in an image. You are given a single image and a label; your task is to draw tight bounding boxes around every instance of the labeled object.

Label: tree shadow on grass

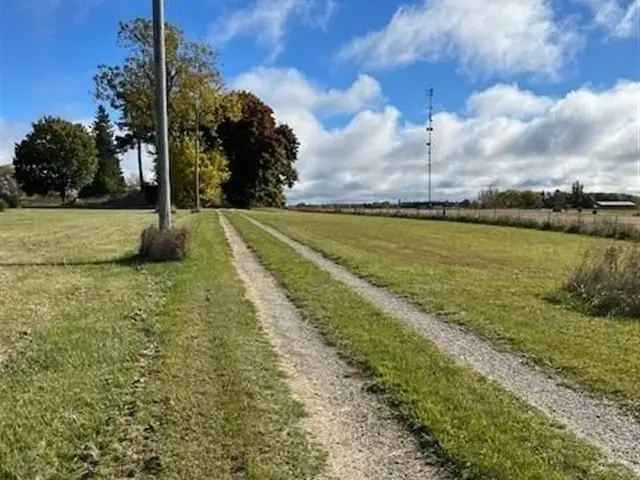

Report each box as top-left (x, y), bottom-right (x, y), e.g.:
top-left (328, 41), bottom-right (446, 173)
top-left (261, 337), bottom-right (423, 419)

top-left (0, 253), bottom-right (188, 268)
top-left (0, 254), bottom-right (144, 268)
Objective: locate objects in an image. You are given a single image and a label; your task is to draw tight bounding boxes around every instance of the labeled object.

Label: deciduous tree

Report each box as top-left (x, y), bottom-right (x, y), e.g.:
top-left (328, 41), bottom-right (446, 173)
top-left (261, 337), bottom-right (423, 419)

top-left (13, 117), bottom-right (97, 203)
top-left (94, 18), bottom-right (224, 188)
top-left (170, 136), bottom-right (229, 208)
top-left (570, 180), bottom-right (591, 208)
top-left (217, 92), bottom-right (299, 207)
top-left (0, 165), bottom-right (20, 207)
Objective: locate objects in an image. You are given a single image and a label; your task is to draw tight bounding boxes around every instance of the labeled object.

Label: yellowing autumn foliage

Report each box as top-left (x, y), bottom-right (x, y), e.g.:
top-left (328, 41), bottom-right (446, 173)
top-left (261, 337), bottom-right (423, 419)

top-left (170, 137), bottom-right (229, 208)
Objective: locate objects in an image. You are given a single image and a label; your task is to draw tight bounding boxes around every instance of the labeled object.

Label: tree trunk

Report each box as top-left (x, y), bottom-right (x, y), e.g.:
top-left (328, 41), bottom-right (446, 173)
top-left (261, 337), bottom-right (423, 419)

top-left (137, 138), bottom-right (145, 190)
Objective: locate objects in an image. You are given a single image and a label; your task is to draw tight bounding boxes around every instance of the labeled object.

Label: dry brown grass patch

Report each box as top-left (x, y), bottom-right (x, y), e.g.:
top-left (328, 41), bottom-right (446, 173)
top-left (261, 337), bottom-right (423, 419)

top-left (565, 245), bottom-right (640, 318)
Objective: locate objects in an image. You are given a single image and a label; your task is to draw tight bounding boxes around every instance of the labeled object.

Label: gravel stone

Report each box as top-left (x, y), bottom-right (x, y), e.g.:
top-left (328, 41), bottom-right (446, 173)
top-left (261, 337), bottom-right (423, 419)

top-left (220, 214), bottom-right (448, 480)
top-left (244, 214), bottom-right (640, 476)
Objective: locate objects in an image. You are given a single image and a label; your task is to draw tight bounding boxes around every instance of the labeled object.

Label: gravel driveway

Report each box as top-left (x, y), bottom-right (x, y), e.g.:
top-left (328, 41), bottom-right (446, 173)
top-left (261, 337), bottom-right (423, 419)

top-left (220, 214), bottom-right (448, 480)
top-left (243, 214), bottom-right (640, 476)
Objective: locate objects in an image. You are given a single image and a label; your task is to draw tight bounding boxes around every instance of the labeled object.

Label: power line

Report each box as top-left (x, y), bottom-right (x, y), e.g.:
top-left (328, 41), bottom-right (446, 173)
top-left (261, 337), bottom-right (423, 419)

top-left (426, 88), bottom-right (434, 207)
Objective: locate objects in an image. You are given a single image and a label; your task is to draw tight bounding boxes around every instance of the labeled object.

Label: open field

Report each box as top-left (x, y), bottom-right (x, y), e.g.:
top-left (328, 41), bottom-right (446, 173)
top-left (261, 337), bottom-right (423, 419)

top-left (227, 212), bottom-right (635, 480)
top-left (244, 209), bottom-right (640, 413)
top-left (2, 207), bottom-right (638, 479)
top-left (296, 206), bottom-right (640, 235)
top-left (301, 206), bottom-right (640, 226)
top-left (0, 209), bottom-right (324, 478)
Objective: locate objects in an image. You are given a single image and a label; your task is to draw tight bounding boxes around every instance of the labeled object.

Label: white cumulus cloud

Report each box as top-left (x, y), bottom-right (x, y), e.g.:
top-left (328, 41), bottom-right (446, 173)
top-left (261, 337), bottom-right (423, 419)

top-left (210, 0), bottom-right (336, 61)
top-left (577, 0), bottom-right (640, 38)
top-left (338, 0), bottom-right (581, 79)
top-left (0, 119), bottom-right (28, 166)
top-left (233, 67), bottom-right (640, 203)
top-left (233, 67), bottom-right (383, 115)
top-left (466, 84), bottom-right (554, 119)
top-left (120, 147), bottom-right (155, 184)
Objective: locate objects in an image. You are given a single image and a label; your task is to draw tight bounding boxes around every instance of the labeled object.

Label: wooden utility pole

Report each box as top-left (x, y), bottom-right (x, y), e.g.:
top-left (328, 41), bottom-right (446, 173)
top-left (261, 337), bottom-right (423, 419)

top-left (152, 0), bottom-right (172, 230)
top-left (194, 92), bottom-right (201, 212)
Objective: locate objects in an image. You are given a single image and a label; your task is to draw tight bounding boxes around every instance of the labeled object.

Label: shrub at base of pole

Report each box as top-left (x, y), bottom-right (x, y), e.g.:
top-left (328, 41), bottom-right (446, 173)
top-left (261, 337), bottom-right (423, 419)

top-left (139, 225), bottom-right (190, 262)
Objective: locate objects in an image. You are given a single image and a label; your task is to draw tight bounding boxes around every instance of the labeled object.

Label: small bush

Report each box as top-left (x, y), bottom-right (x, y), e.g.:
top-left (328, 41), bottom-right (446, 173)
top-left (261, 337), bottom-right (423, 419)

top-left (139, 225), bottom-right (190, 262)
top-left (1, 193), bottom-right (20, 208)
top-left (564, 245), bottom-right (640, 318)
top-left (0, 199), bottom-right (6, 212)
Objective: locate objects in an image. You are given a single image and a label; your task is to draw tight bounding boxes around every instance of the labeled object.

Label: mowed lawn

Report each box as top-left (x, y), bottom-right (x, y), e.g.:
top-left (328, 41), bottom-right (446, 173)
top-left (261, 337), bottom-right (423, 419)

top-left (0, 209), bottom-right (169, 376)
top-left (0, 209), bottom-right (178, 477)
top-left (0, 209), bottom-right (323, 479)
top-left (246, 210), bottom-right (640, 412)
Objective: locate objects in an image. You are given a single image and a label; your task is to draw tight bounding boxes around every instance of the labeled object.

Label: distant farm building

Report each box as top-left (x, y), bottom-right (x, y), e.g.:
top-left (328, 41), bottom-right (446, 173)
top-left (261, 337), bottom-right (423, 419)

top-left (594, 200), bottom-right (637, 210)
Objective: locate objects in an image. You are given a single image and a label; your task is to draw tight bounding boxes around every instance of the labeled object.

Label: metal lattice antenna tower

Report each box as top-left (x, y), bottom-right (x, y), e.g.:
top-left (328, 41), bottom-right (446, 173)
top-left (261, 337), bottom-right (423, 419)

top-left (426, 88), bottom-right (434, 207)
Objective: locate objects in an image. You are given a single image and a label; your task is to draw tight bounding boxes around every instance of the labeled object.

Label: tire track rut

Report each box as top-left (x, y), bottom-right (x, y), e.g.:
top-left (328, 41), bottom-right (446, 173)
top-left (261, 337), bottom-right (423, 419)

top-left (243, 213), bottom-right (640, 476)
top-left (220, 213), bottom-right (448, 480)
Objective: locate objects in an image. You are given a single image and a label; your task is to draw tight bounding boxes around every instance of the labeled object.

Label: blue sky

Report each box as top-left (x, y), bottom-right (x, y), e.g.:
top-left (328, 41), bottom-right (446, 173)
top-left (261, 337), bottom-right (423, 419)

top-left (1, 0), bottom-right (639, 202)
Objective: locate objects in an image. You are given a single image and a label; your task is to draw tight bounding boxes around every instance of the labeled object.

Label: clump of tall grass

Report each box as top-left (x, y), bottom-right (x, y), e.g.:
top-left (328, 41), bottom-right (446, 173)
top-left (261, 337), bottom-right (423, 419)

top-left (564, 245), bottom-right (640, 318)
top-left (0, 198), bottom-right (6, 212)
top-left (139, 225), bottom-right (190, 262)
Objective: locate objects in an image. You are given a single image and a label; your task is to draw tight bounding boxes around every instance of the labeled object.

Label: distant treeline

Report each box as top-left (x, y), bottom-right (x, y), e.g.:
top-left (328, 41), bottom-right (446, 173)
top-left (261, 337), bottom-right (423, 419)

top-left (478, 183), bottom-right (638, 210)
top-left (294, 182), bottom-right (638, 211)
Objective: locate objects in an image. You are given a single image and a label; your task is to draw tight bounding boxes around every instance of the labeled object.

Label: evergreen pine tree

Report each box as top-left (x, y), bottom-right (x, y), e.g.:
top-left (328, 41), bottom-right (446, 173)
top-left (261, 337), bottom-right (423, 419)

top-left (82, 106), bottom-right (125, 197)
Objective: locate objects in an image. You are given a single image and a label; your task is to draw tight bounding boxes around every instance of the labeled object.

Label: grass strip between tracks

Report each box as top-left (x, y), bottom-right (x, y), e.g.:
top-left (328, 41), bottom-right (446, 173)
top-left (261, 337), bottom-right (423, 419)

top-left (228, 212), bottom-right (634, 480)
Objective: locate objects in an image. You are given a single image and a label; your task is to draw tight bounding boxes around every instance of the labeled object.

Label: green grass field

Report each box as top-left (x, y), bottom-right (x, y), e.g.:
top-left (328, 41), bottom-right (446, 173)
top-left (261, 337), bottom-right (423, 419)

top-left (245, 209), bottom-right (640, 413)
top-left (2, 208), bottom-right (637, 479)
top-left (0, 209), bottom-right (323, 479)
top-left (228, 212), bottom-right (634, 480)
